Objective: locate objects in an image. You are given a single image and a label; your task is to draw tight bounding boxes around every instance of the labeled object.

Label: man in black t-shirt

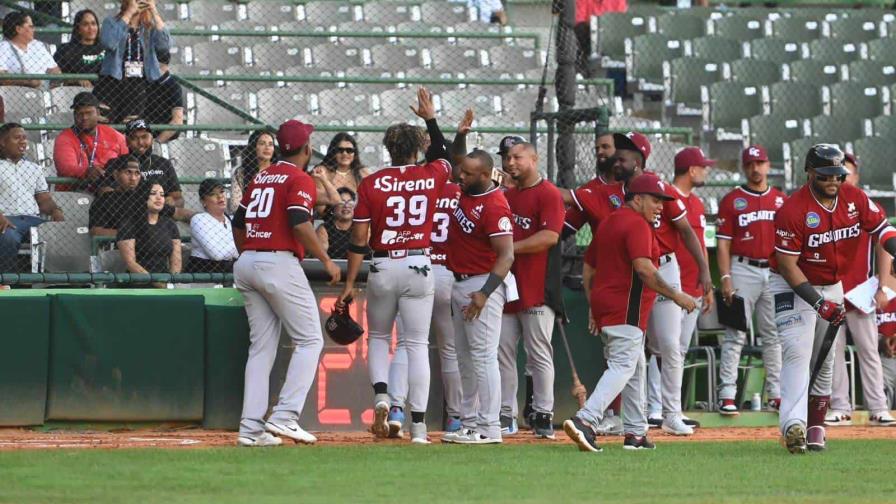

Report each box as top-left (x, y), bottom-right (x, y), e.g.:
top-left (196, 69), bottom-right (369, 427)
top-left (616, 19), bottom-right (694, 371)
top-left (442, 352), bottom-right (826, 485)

top-left (89, 156), bottom-right (177, 236)
top-left (144, 50), bottom-right (184, 144)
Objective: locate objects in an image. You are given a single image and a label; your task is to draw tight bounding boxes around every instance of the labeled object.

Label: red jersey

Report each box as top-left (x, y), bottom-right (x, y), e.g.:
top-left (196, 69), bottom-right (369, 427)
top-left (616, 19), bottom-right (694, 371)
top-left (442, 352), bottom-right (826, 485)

top-left (504, 179), bottom-right (566, 312)
top-left (586, 206), bottom-right (660, 332)
top-left (239, 161), bottom-right (316, 259)
top-left (651, 182), bottom-right (688, 255)
top-left (578, 174), bottom-right (611, 193)
top-left (877, 298), bottom-right (896, 337)
top-left (716, 185), bottom-right (786, 260)
top-left (447, 185), bottom-right (514, 275)
top-left (772, 183), bottom-right (889, 286)
top-left (430, 182), bottom-right (461, 265)
top-left (564, 182), bottom-right (625, 233)
top-left (673, 187), bottom-right (706, 298)
top-left (353, 159), bottom-right (451, 251)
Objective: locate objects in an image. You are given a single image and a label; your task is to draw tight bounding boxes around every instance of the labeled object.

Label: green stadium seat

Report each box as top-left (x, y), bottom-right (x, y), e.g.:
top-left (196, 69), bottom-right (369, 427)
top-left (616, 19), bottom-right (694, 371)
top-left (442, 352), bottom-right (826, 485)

top-left (626, 34), bottom-right (684, 91)
top-left (786, 60), bottom-right (842, 86)
top-left (687, 36), bottom-right (743, 63)
top-left (596, 12), bottom-right (650, 66)
top-left (806, 115), bottom-right (863, 144)
top-left (743, 114), bottom-right (804, 163)
top-left (824, 82), bottom-right (885, 119)
top-left (847, 60), bottom-right (896, 86)
top-left (867, 38), bottom-right (896, 63)
top-left (711, 14), bottom-right (766, 42)
top-left (767, 16), bottom-right (822, 42)
top-left (825, 17), bottom-right (883, 43)
top-left (702, 82), bottom-right (763, 135)
top-left (807, 39), bottom-right (863, 65)
top-left (654, 12), bottom-right (707, 40)
top-left (748, 39), bottom-right (802, 63)
top-left (768, 82), bottom-right (822, 119)
top-left (664, 58), bottom-right (720, 113)
top-left (726, 59), bottom-right (782, 86)
top-left (300, 1), bottom-right (358, 25)
top-left (784, 136), bottom-right (823, 189)
top-left (852, 137), bottom-right (896, 188)
top-left (869, 115), bottom-right (896, 138)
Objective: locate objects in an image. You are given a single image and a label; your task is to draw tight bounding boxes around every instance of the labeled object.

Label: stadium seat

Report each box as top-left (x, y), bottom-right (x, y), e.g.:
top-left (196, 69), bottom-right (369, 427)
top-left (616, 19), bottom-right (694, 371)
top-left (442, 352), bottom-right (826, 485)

top-left (846, 61), bottom-right (896, 86)
top-left (464, 68), bottom-right (526, 93)
top-left (626, 34), bottom-right (684, 91)
top-left (500, 91), bottom-right (544, 122)
top-left (396, 22), bottom-right (446, 46)
top-left (189, 42), bottom-right (245, 69)
top-left (315, 89), bottom-right (374, 117)
top-left (766, 16), bottom-right (822, 42)
top-left (343, 67), bottom-right (398, 93)
top-left (52, 191), bottom-right (93, 227)
top-left (594, 12), bottom-right (650, 65)
top-left (823, 82), bottom-right (885, 119)
top-left (807, 39), bottom-right (863, 65)
top-left (186, 0), bottom-right (242, 24)
top-left (335, 23), bottom-right (390, 50)
top-left (32, 221), bottom-right (91, 273)
top-left (784, 136), bottom-right (823, 189)
top-left (748, 39), bottom-right (802, 64)
top-left (299, 1), bottom-right (358, 25)
top-left (702, 82), bottom-right (763, 134)
top-left (216, 21), bottom-right (271, 45)
top-left (867, 38), bottom-right (896, 63)
top-left (254, 88), bottom-right (311, 125)
top-left (869, 115), bottom-right (896, 138)
top-left (363, 2), bottom-right (415, 25)
top-left (246, 0), bottom-right (297, 22)
top-left (786, 60), bottom-right (841, 86)
top-left (852, 137), bottom-right (896, 188)
top-left (250, 43), bottom-right (303, 70)
top-left (439, 90), bottom-right (498, 122)
top-left (743, 114), bottom-right (803, 163)
top-left (190, 89), bottom-right (253, 125)
top-left (711, 14), bottom-right (766, 41)
top-left (805, 115), bottom-right (863, 144)
top-left (307, 44), bottom-right (365, 71)
top-left (49, 86), bottom-right (90, 114)
top-left (767, 82), bottom-right (822, 119)
top-left (663, 58), bottom-right (720, 112)
top-left (166, 138), bottom-right (229, 178)
top-left (376, 89), bottom-right (420, 117)
top-left (2, 87), bottom-right (49, 124)
top-left (686, 36), bottom-right (743, 63)
top-left (824, 17), bottom-right (883, 43)
top-left (488, 46), bottom-right (541, 72)
top-left (370, 44), bottom-right (423, 71)
top-left (420, 1), bottom-right (470, 25)
top-left (65, 0), bottom-right (125, 22)
top-left (725, 59), bottom-right (781, 86)
top-left (654, 12), bottom-right (706, 40)
top-left (427, 45), bottom-right (484, 72)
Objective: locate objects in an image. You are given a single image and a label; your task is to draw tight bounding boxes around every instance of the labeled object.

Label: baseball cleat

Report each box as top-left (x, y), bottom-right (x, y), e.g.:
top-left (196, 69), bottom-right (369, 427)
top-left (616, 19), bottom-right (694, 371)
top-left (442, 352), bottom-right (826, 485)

top-left (444, 416), bottom-right (463, 433)
top-left (500, 415), bottom-right (518, 436)
top-left (647, 416), bottom-right (663, 429)
top-left (371, 394), bottom-right (390, 438)
top-left (718, 399), bottom-right (739, 416)
top-left (869, 411), bottom-right (896, 427)
top-left (237, 432), bottom-right (283, 447)
top-left (410, 422), bottom-right (430, 444)
top-left (783, 423), bottom-right (807, 454)
top-left (264, 420), bottom-right (317, 444)
top-left (441, 429), bottom-right (466, 443)
top-left (661, 416), bottom-right (694, 436)
top-left (681, 415), bottom-right (700, 428)
top-left (387, 406), bottom-right (405, 438)
top-left (824, 410), bottom-right (852, 427)
top-left (623, 433), bottom-right (656, 450)
top-left (562, 417), bottom-right (602, 453)
top-left (450, 429), bottom-right (501, 445)
top-left (806, 426), bottom-right (826, 452)
top-left (533, 412), bottom-right (556, 440)
top-left (594, 415), bottom-right (624, 436)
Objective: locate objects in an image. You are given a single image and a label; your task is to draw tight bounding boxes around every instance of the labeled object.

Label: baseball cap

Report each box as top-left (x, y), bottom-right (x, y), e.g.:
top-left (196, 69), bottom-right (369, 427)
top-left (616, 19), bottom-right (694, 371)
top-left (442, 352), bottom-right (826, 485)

top-left (627, 173), bottom-right (674, 201)
top-left (496, 135), bottom-right (525, 155)
top-left (742, 145), bottom-right (768, 165)
top-left (277, 119), bottom-right (314, 153)
top-left (613, 132), bottom-right (651, 162)
top-left (198, 178), bottom-right (224, 198)
top-left (125, 118), bottom-right (152, 136)
top-left (674, 147), bottom-right (716, 173)
top-left (844, 152), bottom-right (859, 167)
top-left (70, 91), bottom-right (100, 109)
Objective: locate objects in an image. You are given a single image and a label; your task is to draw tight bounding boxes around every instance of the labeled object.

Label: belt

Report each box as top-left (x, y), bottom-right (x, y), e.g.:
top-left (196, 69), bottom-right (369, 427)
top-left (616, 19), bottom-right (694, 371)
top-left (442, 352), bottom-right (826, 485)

top-left (252, 249), bottom-right (295, 257)
top-left (372, 248), bottom-right (428, 259)
top-left (736, 256), bottom-right (769, 268)
top-left (659, 253), bottom-right (674, 266)
top-left (454, 272), bottom-right (484, 282)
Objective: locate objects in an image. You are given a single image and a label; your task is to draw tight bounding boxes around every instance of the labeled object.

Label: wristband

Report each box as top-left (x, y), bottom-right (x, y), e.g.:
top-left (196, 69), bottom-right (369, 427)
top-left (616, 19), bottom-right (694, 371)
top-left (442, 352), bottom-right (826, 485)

top-left (720, 274), bottom-right (732, 281)
top-left (479, 272), bottom-right (504, 297)
top-left (347, 243), bottom-right (370, 255)
top-left (794, 281), bottom-right (823, 308)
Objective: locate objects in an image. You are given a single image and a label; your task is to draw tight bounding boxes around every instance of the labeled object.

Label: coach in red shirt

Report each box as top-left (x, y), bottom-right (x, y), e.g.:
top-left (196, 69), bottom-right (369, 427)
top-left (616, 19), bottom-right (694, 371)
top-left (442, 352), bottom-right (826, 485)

top-left (53, 92), bottom-right (127, 190)
top-left (563, 173), bottom-right (696, 453)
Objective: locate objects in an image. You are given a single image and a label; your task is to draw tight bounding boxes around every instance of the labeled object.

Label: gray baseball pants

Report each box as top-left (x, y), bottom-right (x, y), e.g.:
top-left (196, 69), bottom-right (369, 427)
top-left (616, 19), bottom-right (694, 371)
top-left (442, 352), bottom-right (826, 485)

top-left (498, 305), bottom-right (555, 418)
top-left (831, 309), bottom-right (889, 413)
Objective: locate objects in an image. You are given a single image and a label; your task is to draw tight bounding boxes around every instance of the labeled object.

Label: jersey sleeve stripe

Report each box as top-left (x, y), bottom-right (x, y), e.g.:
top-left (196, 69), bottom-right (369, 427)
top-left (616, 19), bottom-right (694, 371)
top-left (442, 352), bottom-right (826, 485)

top-left (715, 233), bottom-right (733, 240)
top-left (564, 221), bottom-right (580, 232)
top-left (286, 205), bottom-right (310, 214)
top-left (488, 231), bottom-right (513, 237)
top-left (352, 217), bottom-right (371, 223)
top-left (569, 190), bottom-right (584, 212)
top-left (774, 246), bottom-right (801, 255)
top-left (671, 211), bottom-right (688, 222)
top-left (870, 218), bottom-right (888, 235)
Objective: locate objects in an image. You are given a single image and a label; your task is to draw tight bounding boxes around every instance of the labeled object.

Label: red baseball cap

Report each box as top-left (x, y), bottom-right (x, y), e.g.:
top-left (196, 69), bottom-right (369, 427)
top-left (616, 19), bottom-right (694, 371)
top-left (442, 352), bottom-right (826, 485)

top-left (742, 145), bottom-right (769, 165)
top-left (627, 173), bottom-right (674, 201)
top-left (277, 119), bottom-right (314, 153)
top-left (674, 146), bottom-right (716, 173)
top-left (844, 152), bottom-right (859, 167)
top-left (613, 131), bottom-right (651, 162)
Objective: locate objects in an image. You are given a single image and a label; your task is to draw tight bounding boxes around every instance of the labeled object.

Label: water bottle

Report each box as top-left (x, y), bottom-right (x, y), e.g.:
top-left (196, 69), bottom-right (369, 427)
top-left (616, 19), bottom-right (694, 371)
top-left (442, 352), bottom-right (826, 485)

top-left (751, 393), bottom-right (762, 411)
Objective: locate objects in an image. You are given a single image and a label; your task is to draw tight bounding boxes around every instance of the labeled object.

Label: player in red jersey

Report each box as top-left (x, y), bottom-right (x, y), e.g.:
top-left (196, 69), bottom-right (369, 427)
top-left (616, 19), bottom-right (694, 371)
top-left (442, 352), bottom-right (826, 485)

top-left (716, 145), bottom-right (786, 415)
top-left (231, 119), bottom-right (341, 447)
top-left (563, 173), bottom-right (696, 453)
top-left (442, 149), bottom-right (516, 445)
top-left (877, 294), bottom-right (896, 407)
top-left (559, 131), bottom-right (616, 204)
top-left (498, 142), bottom-right (565, 439)
top-left (337, 88), bottom-right (451, 444)
top-left (771, 144), bottom-right (896, 454)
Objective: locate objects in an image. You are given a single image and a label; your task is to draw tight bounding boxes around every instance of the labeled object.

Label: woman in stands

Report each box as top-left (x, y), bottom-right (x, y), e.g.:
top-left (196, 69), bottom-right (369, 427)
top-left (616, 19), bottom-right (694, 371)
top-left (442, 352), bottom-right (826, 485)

top-left (188, 179), bottom-right (237, 274)
top-left (53, 9), bottom-right (105, 88)
top-left (0, 12), bottom-right (61, 88)
top-left (313, 132), bottom-right (369, 214)
top-left (94, 0), bottom-right (170, 123)
top-left (228, 130), bottom-right (278, 213)
top-left (117, 182), bottom-right (181, 287)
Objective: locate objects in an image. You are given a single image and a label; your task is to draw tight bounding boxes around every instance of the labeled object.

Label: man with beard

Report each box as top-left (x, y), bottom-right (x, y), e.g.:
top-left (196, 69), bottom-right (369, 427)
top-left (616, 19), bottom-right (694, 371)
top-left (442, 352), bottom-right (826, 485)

top-left (53, 92), bottom-right (128, 190)
top-left (559, 132), bottom-right (615, 205)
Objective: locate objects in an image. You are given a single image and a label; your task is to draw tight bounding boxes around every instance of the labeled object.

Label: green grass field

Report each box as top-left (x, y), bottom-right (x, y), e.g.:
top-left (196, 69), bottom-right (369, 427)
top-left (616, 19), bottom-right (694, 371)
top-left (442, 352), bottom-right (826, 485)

top-left (2, 441), bottom-right (895, 503)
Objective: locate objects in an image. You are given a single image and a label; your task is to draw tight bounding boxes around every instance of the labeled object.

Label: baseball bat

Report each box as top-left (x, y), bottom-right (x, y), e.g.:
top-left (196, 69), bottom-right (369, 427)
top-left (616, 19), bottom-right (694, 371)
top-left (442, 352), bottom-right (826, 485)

top-left (809, 320), bottom-right (842, 392)
top-left (555, 318), bottom-right (587, 408)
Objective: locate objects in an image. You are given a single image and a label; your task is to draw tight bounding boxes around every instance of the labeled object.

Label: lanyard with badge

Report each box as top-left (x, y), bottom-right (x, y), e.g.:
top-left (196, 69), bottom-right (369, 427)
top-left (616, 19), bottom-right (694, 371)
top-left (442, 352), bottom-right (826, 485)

top-left (75, 127), bottom-right (100, 169)
top-left (124, 29), bottom-right (144, 78)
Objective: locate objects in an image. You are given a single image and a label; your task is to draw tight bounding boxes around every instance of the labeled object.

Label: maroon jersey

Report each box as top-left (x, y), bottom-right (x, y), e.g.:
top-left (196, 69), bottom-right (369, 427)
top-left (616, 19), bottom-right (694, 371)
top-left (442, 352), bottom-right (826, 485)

top-left (578, 174), bottom-right (611, 193)
top-left (430, 182), bottom-right (461, 266)
top-left (504, 179), bottom-right (566, 312)
top-left (673, 188), bottom-right (706, 298)
top-left (651, 182), bottom-right (688, 255)
top-left (239, 161), bottom-right (316, 259)
top-left (353, 159), bottom-right (451, 251)
top-left (877, 297), bottom-right (896, 337)
top-left (586, 206), bottom-right (660, 332)
top-left (447, 185), bottom-right (514, 275)
top-left (772, 183), bottom-right (888, 285)
top-left (564, 182), bottom-right (625, 233)
top-left (716, 186), bottom-right (786, 260)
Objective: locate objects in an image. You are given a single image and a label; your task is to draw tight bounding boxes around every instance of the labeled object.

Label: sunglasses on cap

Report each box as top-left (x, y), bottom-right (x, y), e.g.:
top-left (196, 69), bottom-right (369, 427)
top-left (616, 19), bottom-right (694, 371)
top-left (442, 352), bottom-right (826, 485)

top-left (814, 173), bottom-right (847, 182)
top-left (334, 147), bottom-right (355, 154)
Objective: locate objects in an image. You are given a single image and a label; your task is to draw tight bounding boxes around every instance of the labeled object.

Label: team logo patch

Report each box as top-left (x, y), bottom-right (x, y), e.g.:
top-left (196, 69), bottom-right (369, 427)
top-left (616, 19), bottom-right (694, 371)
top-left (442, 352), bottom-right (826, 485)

top-left (609, 194), bottom-right (622, 208)
top-left (734, 198), bottom-right (748, 211)
top-left (774, 292), bottom-right (795, 313)
top-left (775, 196), bottom-right (784, 208)
top-left (805, 212), bottom-right (821, 229)
top-left (498, 216), bottom-right (513, 232)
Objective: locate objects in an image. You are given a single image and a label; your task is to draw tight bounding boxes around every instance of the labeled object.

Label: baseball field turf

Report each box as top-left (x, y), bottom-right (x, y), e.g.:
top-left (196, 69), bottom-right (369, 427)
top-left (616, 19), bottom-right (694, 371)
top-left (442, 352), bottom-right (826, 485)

top-left (2, 440), bottom-right (894, 503)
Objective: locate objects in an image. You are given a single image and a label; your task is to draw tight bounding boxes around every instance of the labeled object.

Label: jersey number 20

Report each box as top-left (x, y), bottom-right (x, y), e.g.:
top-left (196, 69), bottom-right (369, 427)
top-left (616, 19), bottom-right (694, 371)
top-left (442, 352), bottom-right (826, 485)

top-left (385, 194), bottom-right (428, 227)
top-left (246, 187), bottom-right (275, 218)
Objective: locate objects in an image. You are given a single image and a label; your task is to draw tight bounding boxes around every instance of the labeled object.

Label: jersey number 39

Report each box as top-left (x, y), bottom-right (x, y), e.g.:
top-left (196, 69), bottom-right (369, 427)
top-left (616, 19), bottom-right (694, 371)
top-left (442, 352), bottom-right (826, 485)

top-left (385, 194), bottom-right (428, 227)
top-left (246, 187), bottom-right (275, 218)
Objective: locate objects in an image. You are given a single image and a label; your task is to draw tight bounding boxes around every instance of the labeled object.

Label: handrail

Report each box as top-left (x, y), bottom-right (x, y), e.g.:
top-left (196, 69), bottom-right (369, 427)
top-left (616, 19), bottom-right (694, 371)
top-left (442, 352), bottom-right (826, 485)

top-left (173, 75), bottom-right (266, 125)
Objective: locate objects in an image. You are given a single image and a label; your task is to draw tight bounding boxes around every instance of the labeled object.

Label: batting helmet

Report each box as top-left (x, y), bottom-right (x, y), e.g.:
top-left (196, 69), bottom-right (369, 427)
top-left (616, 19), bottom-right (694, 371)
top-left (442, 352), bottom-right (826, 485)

top-left (805, 143), bottom-right (849, 176)
top-left (325, 298), bottom-right (364, 345)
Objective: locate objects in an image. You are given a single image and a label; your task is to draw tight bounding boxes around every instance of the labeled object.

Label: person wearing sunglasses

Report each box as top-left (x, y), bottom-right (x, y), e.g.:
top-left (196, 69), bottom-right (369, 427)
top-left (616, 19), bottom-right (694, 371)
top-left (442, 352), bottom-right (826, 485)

top-left (315, 187), bottom-right (357, 260)
top-left (769, 143), bottom-right (896, 454)
top-left (314, 133), bottom-right (370, 214)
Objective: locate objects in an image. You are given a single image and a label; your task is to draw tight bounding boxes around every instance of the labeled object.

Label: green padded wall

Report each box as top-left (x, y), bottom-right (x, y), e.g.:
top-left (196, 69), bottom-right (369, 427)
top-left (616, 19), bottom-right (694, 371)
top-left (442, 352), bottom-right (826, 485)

top-left (203, 305), bottom-right (250, 429)
top-left (0, 297), bottom-right (50, 426)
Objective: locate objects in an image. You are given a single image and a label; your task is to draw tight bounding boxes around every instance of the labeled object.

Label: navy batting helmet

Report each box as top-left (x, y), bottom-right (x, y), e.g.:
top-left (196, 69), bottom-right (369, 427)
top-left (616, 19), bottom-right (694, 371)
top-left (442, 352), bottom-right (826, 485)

top-left (805, 143), bottom-right (849, 176)
top-left (325, 298), bottom-right (364, 345)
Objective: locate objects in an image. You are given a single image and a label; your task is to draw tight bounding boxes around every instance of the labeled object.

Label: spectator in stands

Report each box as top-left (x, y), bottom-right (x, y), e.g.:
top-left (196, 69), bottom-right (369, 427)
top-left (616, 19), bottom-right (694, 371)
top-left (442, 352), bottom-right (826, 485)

top-left (469, 0), bottom-right (507, 25)
top-left (53, 92), bottom-right (128, 189)
top-left (315, 187), bottom-right (356, 260)
top-left (117, 181), bottom-right (181, 285)
top-left (53, 9), bottom-right (105, 88)
top-left (574, 0), bottom-right (626, 78)
top-left (188, 179), bottom-right (237, 273)
top-left (313, 132), bottom-right (368, 214)
top-left (94, 0), bottom-right (170, 124)
top-left (143, 48), bottom-right (183, 143)
top-left (229, 130), bottom-right (277, 213)
top-left (0, 122), bottom-right (64, 272)
top-left (98, 118), bottom-right (183, 208)
top-left (0, 12), bottom-right (61, 88)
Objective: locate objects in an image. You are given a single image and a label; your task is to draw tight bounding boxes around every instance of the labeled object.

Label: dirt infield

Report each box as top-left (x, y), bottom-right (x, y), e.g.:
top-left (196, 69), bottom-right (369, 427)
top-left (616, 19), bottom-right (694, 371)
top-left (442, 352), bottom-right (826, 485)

top-left (1, 425), bottom-right (894, 450)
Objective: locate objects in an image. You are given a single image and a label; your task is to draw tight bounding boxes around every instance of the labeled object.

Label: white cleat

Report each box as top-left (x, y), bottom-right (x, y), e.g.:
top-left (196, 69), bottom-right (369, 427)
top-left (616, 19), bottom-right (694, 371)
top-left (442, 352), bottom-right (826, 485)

top-left (237, 432), bottom-right (283, 447)
top-left (869, 410), bottom-right (896, 427)
top-left (594, 415), bottom-right (624, 436)
top-left (371, 394), bottom-right (390, 438)
top-left (661, 416), bottom-right (694, 436)
top-left (410, 422), bottom-right (431, 444)
top-left (264, 420), bottom-right (317, 444)
top-left (824, 410), bottom-right (852, 427)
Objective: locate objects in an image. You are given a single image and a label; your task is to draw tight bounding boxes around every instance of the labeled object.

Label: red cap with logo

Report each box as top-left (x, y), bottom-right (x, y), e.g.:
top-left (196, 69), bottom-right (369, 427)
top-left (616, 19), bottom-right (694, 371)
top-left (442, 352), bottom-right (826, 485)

top-left (844, 152), bottom-right (859, 167)
top-left (627, 173), bottom-right (674, 201)
top-left (674, 146), bottom-right (716, 173)
top-left (742, 145), bottom-right (768, 165)
top-left (613, 131), bottom-right (651, 162)
top-left (277, 119), bottom-right (314, 153)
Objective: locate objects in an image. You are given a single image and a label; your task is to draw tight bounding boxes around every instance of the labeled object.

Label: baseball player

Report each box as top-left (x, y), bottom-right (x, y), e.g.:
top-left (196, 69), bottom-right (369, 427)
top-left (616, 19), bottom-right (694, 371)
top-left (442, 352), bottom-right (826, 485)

top-left (231, 119), bottom-right (341, 447)
top-left (770, 143), bottom-right (896, 454)
top-left (558, 132), bottom-right (616, 205)
top-left (716, 145), bottom-right (785, 415)
top-left (564, 173), bottom-right (697, 453)
top-left (877, 296), bottom-right (896, 408)
top-left (498, 143), bottom-right (565, 439)
top-left (827, 153), bottom-right (896, 427)
top-left (442, 149), bottom-right (517, 444)
top-left (337, 88), bottom-right (451, 445)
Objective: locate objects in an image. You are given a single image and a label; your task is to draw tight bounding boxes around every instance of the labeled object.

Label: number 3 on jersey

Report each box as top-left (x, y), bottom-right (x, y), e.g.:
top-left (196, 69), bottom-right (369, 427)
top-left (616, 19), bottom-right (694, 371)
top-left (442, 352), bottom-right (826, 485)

top-left (431, 213), bottom-right (449, 242)
top-left (246, 187), bottom-right (275, 218)
top-left (385, 194), bottom-right (428, 227)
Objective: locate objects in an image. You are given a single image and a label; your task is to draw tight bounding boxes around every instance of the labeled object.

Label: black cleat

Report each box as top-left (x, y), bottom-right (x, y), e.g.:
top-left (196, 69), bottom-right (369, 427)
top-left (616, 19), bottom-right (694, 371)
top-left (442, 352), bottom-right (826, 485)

top-left (623, 433), bottom-right (656, 450)
top-left (563, 417), bottom-right (601, 453)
